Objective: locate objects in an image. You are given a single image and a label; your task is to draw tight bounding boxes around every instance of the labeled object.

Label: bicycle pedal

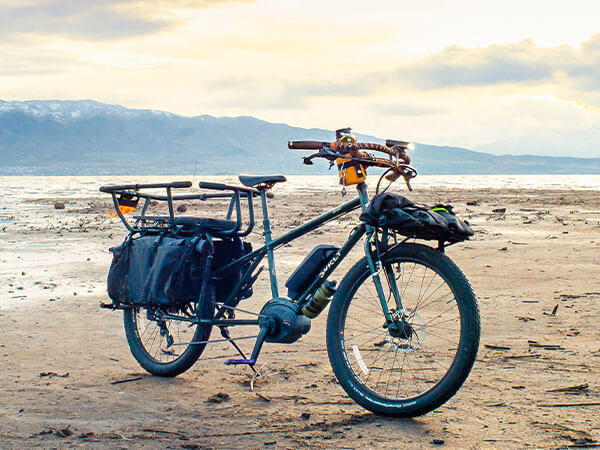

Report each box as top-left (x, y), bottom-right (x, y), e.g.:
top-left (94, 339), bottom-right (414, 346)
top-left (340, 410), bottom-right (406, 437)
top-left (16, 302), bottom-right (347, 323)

top-left (225, 358), bottom-right (256, 366)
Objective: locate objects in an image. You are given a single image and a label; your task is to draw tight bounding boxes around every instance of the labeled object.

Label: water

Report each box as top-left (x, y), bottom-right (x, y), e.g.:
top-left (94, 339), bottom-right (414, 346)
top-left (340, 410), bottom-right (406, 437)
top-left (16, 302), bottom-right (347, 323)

top-left (1, 174), bottom-right (599, 203)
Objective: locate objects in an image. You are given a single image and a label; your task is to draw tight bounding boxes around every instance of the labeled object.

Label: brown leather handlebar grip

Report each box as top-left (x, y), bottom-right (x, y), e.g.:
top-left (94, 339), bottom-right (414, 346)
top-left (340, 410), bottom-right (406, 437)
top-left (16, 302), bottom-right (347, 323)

top-left (288, 140), bottom-right (328, 150)
top-left (336, 142), bottom-right (411, 164)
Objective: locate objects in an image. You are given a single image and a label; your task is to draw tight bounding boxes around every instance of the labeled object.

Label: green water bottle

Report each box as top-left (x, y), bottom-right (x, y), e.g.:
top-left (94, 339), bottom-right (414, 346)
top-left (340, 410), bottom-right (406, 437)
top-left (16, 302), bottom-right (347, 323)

top-left (302, 281), bottom-right (337, 318)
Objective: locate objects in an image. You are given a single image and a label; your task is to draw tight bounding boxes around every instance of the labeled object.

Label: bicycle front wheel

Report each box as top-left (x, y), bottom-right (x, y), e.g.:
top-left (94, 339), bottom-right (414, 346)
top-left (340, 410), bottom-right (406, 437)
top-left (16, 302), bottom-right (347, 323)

top-left (326, 243), bottom-right (480, 417)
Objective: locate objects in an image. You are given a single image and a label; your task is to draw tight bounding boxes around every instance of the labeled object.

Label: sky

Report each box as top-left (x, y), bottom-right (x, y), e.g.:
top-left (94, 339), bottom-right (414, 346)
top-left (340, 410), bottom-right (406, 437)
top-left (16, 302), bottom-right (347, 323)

top-left (1, 0), bottom-right (600, 157)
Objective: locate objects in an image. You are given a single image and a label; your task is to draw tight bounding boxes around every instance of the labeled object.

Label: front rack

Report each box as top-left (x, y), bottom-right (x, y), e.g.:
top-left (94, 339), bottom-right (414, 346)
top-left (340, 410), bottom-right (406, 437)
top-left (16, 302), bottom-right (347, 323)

top-left (99, 181), bottom-right (259, 237)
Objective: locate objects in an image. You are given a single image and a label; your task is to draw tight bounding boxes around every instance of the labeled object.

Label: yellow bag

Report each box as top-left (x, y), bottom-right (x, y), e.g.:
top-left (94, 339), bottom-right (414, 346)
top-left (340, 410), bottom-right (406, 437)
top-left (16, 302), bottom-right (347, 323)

top-left (336, 154), bottom-right (366, 186)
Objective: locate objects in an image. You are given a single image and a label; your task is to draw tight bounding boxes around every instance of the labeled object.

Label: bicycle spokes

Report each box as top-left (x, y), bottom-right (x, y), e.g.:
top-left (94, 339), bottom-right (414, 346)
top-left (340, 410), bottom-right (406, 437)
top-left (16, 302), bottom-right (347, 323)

top-left (342, 260), bottom-right (460, 400)
top-left (134, 308), bottom-right (195, 363)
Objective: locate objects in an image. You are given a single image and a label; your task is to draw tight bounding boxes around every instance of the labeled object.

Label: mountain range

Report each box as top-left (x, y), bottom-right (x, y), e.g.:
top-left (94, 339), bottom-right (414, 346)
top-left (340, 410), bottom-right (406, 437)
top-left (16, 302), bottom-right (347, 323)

top-left (1, 99), bottom-right (599, 175)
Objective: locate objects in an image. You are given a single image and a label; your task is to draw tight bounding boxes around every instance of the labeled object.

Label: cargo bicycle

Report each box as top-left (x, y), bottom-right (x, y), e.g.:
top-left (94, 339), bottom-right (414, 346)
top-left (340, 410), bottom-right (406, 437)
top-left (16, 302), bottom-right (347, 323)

top-left (99, 128), bottom-right (480, 417)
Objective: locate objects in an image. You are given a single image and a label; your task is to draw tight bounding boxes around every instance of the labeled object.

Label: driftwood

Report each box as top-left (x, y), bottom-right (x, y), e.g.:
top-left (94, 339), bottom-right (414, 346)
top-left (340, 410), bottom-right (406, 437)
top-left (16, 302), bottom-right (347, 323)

top-left (110, 376), bottom-right (143, 385)
top-left (484, 344), bottom-right (511, 351)
top-left (546, 383), bottom-right (589, 393)
top-left (539, 402), bottom-right (600, 408)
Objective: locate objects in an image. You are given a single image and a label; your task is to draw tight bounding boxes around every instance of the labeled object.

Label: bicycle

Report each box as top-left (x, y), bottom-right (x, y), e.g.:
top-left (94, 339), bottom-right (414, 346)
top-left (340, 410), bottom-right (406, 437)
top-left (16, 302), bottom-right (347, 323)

top-left (99, 128), bottom-right (480, 417)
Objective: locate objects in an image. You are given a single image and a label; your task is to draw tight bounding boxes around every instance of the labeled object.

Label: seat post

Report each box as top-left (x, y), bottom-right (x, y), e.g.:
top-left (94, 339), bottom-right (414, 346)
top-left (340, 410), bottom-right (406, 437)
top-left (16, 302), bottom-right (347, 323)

top-left (260, 189), bottom-right (279, 298)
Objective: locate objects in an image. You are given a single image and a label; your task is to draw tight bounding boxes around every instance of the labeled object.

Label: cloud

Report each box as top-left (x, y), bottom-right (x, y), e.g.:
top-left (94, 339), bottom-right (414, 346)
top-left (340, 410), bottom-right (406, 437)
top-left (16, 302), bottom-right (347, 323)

top-left (194, 34), bottom-right (600, 112)
top-left (0, 0), bottom-right (253, 40)
top-left (396, 34), bottom-right (600, 95)
top-left (374, 102), bottom-right (444, 117)
top-left (0, 49), bottom-right (91, 75)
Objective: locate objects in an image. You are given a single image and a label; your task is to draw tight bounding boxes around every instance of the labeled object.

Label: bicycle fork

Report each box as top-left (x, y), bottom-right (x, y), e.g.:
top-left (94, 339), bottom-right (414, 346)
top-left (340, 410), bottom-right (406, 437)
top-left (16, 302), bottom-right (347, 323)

top-left (357, 183), bottom-right (405, 322)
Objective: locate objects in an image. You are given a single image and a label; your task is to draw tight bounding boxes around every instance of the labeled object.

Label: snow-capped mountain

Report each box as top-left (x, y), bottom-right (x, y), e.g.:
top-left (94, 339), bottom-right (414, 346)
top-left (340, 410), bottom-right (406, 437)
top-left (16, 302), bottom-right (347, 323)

top-left (1, 99), bottom-right (599, 175)
top-left (0, 99), bottom-right (176, 123)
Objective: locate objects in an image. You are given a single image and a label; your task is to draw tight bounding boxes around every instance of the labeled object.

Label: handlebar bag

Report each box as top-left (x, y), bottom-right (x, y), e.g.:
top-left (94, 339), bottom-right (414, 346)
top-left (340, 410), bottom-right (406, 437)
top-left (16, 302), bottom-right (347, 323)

top-left (107, 233), bottom-right (213, 307)
top-left (431, 205), bottom-right (474, 242)
top-left (360, 193), bottom-right (473, 243)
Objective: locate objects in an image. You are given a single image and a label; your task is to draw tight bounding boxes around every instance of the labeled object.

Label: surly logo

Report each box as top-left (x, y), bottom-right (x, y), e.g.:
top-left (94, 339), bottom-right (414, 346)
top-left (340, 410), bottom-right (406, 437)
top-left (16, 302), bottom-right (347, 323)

top-left (319, 251), bottom-right (341, 279)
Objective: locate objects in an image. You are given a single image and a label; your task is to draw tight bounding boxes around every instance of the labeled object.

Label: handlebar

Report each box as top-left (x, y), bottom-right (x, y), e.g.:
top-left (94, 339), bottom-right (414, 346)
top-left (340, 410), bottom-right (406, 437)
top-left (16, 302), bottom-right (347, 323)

top-left (288, 140), bottom-right (410, 164)
top-left (334, 142), bottom-right (411, 165)
top-left (288, 140), bottom-right (329, 150)
top-left (289, 132), bottom-right (417, 191)
top-left (99, 181), bottom-right (191, 193)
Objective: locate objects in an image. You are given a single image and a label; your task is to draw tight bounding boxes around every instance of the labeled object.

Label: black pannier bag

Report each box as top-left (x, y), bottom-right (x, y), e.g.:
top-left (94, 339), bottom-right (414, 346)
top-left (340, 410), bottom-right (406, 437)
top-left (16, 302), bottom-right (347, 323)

top-left (107, 234), bottom-right (213, 307)
top-left (211, 236), bottom-right (253, 302)
top-left (360, 193), bottom-right (474, 243)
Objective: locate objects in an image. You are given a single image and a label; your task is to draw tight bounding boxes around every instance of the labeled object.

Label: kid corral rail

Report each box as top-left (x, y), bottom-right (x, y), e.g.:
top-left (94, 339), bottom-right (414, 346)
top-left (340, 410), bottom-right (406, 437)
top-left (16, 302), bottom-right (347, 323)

top-left (99, 127), bottom-right (480, 417)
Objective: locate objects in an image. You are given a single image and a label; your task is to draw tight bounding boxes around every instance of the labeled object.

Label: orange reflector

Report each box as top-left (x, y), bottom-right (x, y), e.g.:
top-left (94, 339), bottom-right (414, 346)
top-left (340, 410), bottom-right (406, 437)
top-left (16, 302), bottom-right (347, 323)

top-left (108, 196), bottom-right (138, 217)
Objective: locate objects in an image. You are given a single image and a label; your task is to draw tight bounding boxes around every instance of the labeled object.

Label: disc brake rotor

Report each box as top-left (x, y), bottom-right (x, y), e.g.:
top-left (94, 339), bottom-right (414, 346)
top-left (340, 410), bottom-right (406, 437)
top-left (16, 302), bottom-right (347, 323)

top-left (386, 311), bottom-right (426, 353)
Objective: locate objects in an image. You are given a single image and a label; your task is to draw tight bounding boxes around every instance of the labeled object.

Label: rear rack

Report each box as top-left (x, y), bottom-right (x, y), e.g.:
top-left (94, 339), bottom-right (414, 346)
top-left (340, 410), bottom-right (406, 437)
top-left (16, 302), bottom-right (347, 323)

top-left (99, 181), bottom-right (259, 237)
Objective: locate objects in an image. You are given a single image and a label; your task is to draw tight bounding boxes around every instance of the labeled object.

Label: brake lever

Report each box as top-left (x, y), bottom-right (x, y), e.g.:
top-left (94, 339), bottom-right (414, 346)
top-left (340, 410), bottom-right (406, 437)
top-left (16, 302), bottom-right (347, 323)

top-left (383, 166), bottom-right (414, 191)
top-left (302, 151), bottom-right (326, 165)
top-left (384, 170), bottom-right (401, 182)
top-left (403, 174), bottom-right (413, 192)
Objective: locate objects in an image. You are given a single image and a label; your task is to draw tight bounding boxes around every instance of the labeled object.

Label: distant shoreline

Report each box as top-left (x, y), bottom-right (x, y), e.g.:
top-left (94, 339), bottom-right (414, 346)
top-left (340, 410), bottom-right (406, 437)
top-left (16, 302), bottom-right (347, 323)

top-left (1, 174), bottom-right (599, 193)
top-left (1, 169), bottom-right (600, 176)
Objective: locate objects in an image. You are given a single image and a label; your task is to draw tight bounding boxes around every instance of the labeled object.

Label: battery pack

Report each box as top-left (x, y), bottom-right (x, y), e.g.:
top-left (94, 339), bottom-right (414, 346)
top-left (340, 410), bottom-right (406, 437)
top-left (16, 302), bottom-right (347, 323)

top-left (285, 245), bottom-right (339, 300)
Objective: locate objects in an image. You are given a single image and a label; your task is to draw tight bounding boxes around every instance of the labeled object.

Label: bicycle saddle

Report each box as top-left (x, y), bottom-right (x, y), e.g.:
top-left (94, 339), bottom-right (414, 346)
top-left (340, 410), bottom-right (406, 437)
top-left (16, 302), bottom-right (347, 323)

top-left (238, 175), bottom-right (286, 188)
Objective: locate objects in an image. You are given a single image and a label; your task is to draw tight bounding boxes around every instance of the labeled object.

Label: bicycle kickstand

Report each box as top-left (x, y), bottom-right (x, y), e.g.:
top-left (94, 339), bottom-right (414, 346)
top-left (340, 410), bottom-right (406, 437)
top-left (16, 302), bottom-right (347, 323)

top-left (220, 326), bottom-right (257, 374)
top-left (225, 318), bottom-right (273, 368)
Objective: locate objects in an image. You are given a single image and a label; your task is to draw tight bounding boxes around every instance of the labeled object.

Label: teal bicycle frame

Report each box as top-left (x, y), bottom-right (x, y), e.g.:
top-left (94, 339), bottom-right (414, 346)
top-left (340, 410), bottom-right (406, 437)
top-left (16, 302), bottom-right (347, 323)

top-left (207, 182), bottom-right (400, 326)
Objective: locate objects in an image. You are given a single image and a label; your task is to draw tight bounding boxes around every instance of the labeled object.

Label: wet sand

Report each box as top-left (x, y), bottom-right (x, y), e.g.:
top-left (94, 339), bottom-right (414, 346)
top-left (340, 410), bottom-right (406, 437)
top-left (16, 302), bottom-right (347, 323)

top-left (1, 183), bottom-right (600, 448)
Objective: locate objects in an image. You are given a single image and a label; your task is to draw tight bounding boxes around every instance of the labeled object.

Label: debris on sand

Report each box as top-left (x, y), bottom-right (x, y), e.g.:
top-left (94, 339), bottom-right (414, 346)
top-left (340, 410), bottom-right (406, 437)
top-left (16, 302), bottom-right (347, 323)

top-left (110, 376), bottom-right (143, 385)
top-left (38, 426), bottom-right (73, 438)
top-left (488, 208), bottom-right (506, 221)
top-left (533, 422), bottom-right (596, 446)
top-left (539, 402), bottom-right (600, 408)
top-left (142, 428), bottom-right (188, 438)
top-left (53, 426), bottom-right (74, 437)
top-left (39, 372), bottom-right (69, 378)
top-left (518, 316), bottom-right (535, 322)
top-left (53, 202), bottom-right (66, 210)
top-left (255, 392), bottom-right (271, 402)
top-left (546, 383), bottom-right (589, 394)
top-left (484, 344), bottom-right (511, 351)
top-left (466, 200), bottom-right (479, 206)
top-left (206, 392), bottom-right (230, 403)
top-left (528, 340), bottom-right (564, 350)
top-left (177, 204), bottom-right (187, 213)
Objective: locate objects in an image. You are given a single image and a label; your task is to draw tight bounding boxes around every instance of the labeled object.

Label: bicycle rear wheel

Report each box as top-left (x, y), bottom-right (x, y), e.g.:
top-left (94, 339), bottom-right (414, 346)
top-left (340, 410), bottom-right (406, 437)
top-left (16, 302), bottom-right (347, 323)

top-left (123, 284), bottom-right (215, 377)
top-left (326, 243), bottom-right (480, 417)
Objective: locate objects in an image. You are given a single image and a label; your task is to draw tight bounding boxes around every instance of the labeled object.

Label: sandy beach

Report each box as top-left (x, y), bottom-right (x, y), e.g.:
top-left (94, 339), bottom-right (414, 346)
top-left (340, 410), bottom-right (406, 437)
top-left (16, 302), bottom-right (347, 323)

top-left (1, 177), bottom-right (600, 448)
